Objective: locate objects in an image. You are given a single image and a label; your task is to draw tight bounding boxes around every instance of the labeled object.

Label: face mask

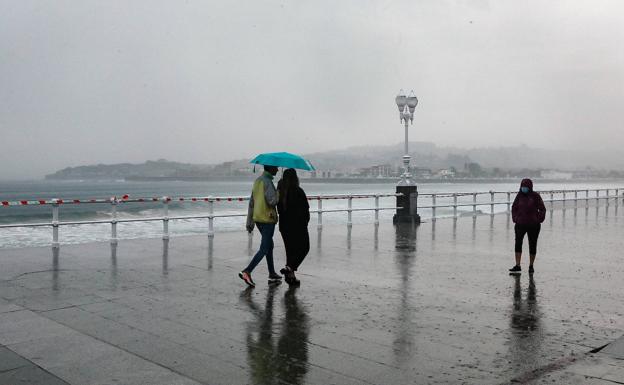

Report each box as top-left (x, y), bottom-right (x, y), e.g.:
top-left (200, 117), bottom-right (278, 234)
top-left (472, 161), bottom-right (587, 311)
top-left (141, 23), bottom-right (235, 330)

top-left (521, 187), bottom-right (529, 194)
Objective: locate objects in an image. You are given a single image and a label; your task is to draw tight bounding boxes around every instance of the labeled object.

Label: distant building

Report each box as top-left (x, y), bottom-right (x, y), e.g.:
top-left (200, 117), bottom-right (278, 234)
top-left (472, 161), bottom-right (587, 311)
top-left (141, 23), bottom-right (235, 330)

top-left (412, 167), bottom-right (432, 178)
top-left (435, 169), bottom-right (455, 178)
top-left (358, 164), bottom-right (394, 178)
top-left (309, 170), bottom-right (333, 178)
top-left (371, 164), bottom-right (393, 177)
top-left (541, 170), bottom-right (573, 180)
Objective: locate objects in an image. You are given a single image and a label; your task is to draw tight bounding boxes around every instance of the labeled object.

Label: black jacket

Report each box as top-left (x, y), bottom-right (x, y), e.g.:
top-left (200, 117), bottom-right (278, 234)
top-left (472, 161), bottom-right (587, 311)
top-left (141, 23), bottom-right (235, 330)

top-left (511, 178), bottom-right (546, 225)
top-left (277, 186), bottom-right (310, 232)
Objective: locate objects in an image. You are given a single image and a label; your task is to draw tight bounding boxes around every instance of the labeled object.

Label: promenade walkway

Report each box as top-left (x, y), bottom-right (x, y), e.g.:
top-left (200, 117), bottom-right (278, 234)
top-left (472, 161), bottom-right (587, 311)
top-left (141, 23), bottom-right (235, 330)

top-left (0, 204), bottom-right (623, 384)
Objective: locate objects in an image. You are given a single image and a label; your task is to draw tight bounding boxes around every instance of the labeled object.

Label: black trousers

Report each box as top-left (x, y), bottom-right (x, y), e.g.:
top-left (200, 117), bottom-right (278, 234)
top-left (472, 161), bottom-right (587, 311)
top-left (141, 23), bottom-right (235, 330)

top-left (514, 223), bottom-right (541, 255)
top-left (280, 228), bottom-right (310, 271)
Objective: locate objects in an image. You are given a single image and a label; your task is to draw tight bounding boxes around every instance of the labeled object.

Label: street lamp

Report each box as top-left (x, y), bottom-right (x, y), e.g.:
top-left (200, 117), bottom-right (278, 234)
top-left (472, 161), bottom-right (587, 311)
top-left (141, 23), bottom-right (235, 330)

top-left (395, 89), bottom-right (418, 185)
top-left (393, 89), bottom-right (421, 225)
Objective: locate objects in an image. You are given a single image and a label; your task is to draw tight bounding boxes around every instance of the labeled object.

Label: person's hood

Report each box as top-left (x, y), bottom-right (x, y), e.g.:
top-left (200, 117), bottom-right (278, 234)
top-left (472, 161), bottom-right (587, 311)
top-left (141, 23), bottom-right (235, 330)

top-left (520, 178), bottom-right (533, 192)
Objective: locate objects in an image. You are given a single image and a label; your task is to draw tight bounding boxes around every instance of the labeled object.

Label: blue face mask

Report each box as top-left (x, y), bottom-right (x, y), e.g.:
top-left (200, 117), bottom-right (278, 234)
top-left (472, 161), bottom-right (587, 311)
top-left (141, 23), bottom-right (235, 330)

top-left (521, 187), bottom-right (530, 194)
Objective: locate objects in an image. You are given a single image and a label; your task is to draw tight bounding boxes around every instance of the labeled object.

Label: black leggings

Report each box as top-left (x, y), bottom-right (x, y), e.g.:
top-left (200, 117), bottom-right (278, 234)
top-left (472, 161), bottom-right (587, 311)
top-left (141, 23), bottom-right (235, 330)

top-left (280, 229), bottom-right (310, 271)
top-left (514, 224), bottom-right (541, 255)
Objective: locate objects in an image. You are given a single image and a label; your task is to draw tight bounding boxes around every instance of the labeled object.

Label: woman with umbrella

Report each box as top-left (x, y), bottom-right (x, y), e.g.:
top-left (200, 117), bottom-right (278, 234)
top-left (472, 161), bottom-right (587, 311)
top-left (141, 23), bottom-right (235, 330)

top-left (277, 168), bottom-right (310, 286)
top-left (240, 152), bottom-right (314, 287)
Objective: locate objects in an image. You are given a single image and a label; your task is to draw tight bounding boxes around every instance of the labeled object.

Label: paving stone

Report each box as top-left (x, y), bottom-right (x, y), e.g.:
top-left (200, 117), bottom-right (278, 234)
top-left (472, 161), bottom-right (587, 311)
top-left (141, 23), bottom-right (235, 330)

top-left (0, 208), bottom-right (623, 384)
top-left (50, 350), bottom-right (202, 385)
top-left (0, 310), bottom-right (75, 345)
top-left (0, 298), bottom-right (23, 314)
top-left (0, 346), bottom-right (30, 372)
top-left (8, 333), bottom-right (119, 370)
top-left (0, 365), bottom-right (70, 385)
top-left (602, 334), bottom-right (624, 359)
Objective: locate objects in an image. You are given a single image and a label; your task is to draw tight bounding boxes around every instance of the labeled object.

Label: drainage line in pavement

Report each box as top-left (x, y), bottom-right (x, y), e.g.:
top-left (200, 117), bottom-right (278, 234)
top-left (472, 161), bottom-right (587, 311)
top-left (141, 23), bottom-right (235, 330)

top-left (589, 343), bottom-right (610, 354)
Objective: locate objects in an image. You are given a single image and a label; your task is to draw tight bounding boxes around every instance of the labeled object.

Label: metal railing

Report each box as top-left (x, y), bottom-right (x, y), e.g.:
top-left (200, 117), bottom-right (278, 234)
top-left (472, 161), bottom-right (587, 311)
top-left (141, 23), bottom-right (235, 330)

top-left (1, 188), bottom-right (622, 248)
top-left (419, 188), bottom-right (622, 221)
top-left (0, 193), bottom-right (401, 248)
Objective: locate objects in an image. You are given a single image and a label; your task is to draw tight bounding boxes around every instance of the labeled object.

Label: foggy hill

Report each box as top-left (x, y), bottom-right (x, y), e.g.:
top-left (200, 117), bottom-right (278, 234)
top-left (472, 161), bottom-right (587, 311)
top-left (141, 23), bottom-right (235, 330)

top-left (306, 142), bottom-right (624, 171)
top-left (45, 143), bottom-right (624, 180)
top-left (45, 159), bottom-right (212, 180)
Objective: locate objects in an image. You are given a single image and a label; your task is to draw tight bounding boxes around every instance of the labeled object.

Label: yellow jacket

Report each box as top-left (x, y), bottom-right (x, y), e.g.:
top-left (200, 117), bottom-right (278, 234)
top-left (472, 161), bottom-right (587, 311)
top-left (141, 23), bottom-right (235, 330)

top-left (246, 172), bottom-right (278, 227)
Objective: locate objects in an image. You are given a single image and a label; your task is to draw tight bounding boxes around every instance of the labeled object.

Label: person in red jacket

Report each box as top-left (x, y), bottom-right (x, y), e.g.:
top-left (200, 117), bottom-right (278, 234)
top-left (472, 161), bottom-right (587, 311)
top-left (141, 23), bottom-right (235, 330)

top-left (510, 178), bottom-right (546, 274)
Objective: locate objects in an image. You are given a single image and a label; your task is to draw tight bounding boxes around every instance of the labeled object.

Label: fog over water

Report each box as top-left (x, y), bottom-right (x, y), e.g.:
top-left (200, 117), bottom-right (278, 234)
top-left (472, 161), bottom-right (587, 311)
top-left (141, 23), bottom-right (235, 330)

top-left (1, 1), bottom-right (624, 179)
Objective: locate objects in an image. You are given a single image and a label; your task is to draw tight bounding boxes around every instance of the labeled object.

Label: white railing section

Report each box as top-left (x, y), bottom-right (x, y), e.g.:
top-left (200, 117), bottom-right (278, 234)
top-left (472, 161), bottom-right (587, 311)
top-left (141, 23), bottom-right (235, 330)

top-left (418, 188), bottom-right (622, 222)
top-left (1, 189), bottom-right (622, 248)
top-left (0, 193), bottom-right (401, 248)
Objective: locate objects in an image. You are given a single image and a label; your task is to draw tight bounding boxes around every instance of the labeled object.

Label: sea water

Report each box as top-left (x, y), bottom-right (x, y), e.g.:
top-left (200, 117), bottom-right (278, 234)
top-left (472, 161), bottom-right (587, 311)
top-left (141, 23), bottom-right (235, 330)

top-left (1, 179), bottom-right (622, 248)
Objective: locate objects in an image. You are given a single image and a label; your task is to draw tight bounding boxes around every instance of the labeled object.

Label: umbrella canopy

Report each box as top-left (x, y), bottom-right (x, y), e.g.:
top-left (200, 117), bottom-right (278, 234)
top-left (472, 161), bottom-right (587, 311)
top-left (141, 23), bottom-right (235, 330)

top-left (250, 152), bottom-right (315, 171)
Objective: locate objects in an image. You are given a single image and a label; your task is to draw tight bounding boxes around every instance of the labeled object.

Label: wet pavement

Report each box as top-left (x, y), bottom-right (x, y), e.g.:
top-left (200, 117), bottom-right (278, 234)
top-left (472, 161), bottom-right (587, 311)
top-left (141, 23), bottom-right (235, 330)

top-left (0, 204), bottom-right (623, 384)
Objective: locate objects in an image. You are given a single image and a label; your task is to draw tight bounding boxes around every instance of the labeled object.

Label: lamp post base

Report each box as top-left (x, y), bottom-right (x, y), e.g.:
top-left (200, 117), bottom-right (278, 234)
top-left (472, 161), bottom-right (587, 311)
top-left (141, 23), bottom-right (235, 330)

top-left (393, 213), bottom-right (421, 225)
top-left (393, 184), bottom-right (421, 225)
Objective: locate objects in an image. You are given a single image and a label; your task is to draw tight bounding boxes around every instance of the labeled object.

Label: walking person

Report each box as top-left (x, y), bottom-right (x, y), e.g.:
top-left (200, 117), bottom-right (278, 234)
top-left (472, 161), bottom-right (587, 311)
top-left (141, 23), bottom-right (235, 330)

top-left (276, 168), bottom-right (310, 286)
top-left (240, 165), bottom-right (282, 287)
top-left (509, 178), bottom-right (546, 275)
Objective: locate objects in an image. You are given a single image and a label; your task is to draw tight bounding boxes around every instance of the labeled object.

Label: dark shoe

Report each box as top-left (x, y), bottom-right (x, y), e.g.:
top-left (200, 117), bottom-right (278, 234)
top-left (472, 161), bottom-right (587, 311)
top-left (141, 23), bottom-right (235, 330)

top-left (528, 265), bottom-right (534, 274)
top-left (280, 266), bottom-right (294, 285)
top-left (509, 265), bottom-right (521, 274)
top-left (239, 271), bottom-right (255, 287)
top-left (268, 273), bottom-right (282, 285)
top-left (287, 271), bottom-right (300, 286)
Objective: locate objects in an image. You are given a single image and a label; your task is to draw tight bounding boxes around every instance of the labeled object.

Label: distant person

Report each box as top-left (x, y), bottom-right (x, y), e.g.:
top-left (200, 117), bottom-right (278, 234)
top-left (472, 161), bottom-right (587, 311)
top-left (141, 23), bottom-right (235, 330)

top-left (277, 168), bottom-right (310, 286)
top-left (240, 165), bottom-right (282, 286)
top-left (509, 178), bottom-right (546, 275)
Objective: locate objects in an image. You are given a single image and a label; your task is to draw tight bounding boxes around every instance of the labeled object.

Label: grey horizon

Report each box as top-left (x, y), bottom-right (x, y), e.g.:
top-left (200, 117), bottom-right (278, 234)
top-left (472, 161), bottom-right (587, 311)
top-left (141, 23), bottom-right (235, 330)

top-left (2, 0), bottom-right (624, 180)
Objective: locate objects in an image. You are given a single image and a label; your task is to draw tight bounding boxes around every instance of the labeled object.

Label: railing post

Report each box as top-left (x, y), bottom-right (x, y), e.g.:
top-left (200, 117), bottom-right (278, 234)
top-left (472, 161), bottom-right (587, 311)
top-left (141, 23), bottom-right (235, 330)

top-left (453, 193), bottom-right (458, 218)
top-left (616, 189), bottom-right (619, 206)
top-left (472, 193), bottom-right (477, 216)
top-left (110, 197), bottom-right (118, 245)
top-left (431, 194), bottom-right (436, 221)
top-left (596, 189), bottom-right (600, 204)
top-left (162, 196), bottom-right (169, 240)
top-left (606, 189), bottom-right (610, 207)
top-left (574, 190), bottom-right (578, 209)
top-left (208, 197), bottom-right (214, 238)
top-left (51, 199), bottom-right (59, 249)
top-left (507, 192), bottom-right (511, 212)
top-left (490, 191), bottom-right (495, 215)
top-left (347, 196), bottom-right (353, 228)
top-left (562, 191), bottom-right (566, 208)
top-left (550, 192), bottom-right (554, 209)
top-left (317, 198), bottom-right (323, 230)
top-left (374, 194), bottom-right (380, 226)
top-left (586, 189), bottom-right (589, 207)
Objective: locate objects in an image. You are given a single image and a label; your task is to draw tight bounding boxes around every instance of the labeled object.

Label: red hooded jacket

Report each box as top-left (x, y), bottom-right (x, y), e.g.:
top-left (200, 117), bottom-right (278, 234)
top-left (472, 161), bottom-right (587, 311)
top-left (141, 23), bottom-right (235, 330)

top-left (511, 179), bottom-right (546, 225)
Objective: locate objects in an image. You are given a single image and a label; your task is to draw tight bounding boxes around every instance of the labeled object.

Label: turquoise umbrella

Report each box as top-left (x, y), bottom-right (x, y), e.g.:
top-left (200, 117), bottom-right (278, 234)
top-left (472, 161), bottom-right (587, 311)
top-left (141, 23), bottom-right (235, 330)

top-left (250, 152), bottom-right (315, 171)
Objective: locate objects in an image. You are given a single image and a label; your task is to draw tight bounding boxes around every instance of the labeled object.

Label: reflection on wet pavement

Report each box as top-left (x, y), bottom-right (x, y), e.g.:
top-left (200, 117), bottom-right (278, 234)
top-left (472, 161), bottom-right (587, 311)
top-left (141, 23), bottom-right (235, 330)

top-left (0, 204), bottom-right (622, 384)
top-left (508, 274), bottom-right (542, 373)
top-left (207, 236), bottom-right (214, 270)
top-left (393, 223), bottom-right (417, 365)
top-left (109, 243), bottom-right (118, 288)
top-left (162, 239), bottom-right (169, 276)
top-left (52, 246), bottom-right (60, 292)
top-left (242, 286), bottom-right (309, 385)
top-left (373, 224), bottom-right (379, 251)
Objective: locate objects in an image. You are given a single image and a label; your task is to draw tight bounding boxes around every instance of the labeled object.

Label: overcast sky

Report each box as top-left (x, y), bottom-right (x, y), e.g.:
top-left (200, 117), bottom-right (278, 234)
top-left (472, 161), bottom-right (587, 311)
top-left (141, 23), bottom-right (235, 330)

top-left (1, 0), bottom-right (623, 179)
